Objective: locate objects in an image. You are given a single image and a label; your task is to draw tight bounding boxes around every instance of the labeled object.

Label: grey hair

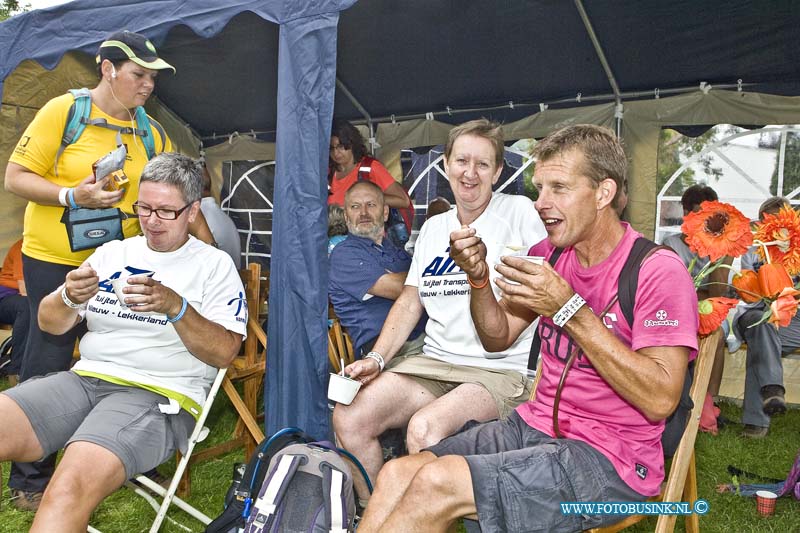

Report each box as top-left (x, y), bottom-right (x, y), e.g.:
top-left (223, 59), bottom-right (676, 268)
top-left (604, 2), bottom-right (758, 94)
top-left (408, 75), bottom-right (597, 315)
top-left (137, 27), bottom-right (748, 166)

top-left (140, 152), bottom-right (203, 203)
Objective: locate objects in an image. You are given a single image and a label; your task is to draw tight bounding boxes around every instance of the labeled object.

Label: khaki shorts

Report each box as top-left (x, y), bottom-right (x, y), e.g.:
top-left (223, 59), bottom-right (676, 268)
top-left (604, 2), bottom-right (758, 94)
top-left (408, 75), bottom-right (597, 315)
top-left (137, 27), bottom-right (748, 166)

top-left (385, 353), bottom-right (530, 419)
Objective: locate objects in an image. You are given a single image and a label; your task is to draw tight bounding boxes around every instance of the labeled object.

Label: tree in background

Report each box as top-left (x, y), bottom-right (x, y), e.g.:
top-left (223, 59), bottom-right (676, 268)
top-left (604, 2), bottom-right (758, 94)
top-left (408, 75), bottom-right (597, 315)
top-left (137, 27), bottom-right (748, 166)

top-left (1, 1), bottom-right (28, 21)
top-left (770, 133), bottom-right (800, 197)
top-left (656, 128), bottom-right (726, 195)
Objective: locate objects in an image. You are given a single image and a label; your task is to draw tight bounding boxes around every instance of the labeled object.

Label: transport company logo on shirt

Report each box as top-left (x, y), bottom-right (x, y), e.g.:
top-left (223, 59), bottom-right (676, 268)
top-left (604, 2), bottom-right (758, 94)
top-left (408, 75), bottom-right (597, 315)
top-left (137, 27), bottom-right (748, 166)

top-left (420, 247), bottom-right (464, 278)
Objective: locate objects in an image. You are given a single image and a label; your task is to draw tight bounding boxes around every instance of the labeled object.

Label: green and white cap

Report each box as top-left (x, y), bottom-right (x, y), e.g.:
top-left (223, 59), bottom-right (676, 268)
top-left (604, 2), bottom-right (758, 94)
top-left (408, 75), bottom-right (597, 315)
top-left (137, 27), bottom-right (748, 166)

top-left (96, 30), bottom-right (175, 73)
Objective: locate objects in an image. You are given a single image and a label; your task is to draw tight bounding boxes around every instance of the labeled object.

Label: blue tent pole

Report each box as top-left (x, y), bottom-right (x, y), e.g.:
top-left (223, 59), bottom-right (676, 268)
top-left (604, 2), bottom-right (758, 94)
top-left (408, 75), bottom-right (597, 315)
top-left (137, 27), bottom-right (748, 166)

top-left (265, 11), bottom-right (340, 440)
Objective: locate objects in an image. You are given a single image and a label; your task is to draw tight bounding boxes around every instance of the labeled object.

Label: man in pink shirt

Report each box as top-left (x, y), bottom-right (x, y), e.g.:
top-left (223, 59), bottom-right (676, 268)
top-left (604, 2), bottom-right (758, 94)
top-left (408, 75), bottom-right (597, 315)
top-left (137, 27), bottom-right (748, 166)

top-left (358, 124), bottom-right (698, 533)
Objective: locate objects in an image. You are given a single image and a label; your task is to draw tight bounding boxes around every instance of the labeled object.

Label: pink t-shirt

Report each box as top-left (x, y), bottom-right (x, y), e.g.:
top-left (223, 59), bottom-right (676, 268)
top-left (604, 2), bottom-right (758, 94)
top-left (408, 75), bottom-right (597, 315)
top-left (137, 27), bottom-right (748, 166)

top-left (516, 224), bottom-right (698, 496)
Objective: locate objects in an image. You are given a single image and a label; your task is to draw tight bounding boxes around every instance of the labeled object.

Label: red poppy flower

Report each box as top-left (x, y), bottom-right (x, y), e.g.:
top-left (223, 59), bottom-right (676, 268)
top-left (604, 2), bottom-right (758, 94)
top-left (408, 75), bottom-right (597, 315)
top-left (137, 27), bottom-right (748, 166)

top-left (769, 287), bottom-right (800, 328)
top-left (732, 270), bottom-right (762, 303)
top-left (754, 205), bottom-right (800, 275)
top-left (682, 201), bottom-right (753, 262)
top-left (698, 297), bottom-right (739, 336)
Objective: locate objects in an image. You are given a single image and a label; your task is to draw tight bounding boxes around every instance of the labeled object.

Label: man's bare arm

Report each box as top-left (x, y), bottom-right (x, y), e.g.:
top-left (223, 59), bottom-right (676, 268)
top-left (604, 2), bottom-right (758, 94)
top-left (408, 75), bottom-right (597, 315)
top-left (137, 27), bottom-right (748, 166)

top-left (367, 271), bottom-right (407, 300)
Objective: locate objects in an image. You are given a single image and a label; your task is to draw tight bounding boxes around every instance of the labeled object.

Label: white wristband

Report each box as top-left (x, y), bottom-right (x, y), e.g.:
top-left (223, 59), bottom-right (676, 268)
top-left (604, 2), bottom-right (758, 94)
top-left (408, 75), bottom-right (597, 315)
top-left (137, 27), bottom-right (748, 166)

top-left (60, 285), bottom-right (85, 310)
top-left (58, 187), bottom-right (70, 207)
top-left (552, 293), bottom-right (586, 328)
top-left (365, 351), bottom-right (385, 372)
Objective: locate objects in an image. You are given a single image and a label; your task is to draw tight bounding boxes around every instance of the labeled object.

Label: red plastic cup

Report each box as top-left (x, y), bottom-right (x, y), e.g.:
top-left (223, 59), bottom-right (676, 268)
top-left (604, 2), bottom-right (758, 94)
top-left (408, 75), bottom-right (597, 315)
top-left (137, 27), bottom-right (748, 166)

top-left (756, 490), bottom-right (777, 516)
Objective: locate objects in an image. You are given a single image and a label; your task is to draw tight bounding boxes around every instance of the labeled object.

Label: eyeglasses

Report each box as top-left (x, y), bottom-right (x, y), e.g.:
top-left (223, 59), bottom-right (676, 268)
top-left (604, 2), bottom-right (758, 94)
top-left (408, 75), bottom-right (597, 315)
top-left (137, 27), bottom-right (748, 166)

top-left (329, 143), bottom-right (348, 152)
top-left (133, 202), bottom-right (192, 220)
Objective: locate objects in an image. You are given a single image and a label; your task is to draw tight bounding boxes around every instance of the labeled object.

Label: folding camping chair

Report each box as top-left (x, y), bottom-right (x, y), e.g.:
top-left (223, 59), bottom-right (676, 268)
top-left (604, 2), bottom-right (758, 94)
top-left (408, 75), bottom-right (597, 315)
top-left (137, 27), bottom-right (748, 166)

top-left (176, 262), bottom-right (267, 495)
top-left (88, 367), bottom-right (228, 533)
top-left (587, 328), bottom-right (721, 533)
top-left (328, 316), bottom-right (355, 374)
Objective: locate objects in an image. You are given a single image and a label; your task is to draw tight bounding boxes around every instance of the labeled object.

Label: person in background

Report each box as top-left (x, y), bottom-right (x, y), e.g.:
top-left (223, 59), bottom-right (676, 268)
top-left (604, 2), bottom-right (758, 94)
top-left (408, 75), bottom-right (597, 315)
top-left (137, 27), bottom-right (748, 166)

top-left (662, 184), bottom-right (731, 434)
top-left (426, 196), bottom-right (451, 219)
top-left (327, 121), bottom-right (414, 246)
top-left (735, 196), bottom-right (800, 438)
top-left (334, 119), bottom-right (546, 502)
top-left (0, 152), bottom-right (245, 531)
top-left (3, 30), bottom-right (214, 512)
top-left (329, 181), bottom-right (426, 358)
top-left (358, 124), bottom-right (698, 533)
top-left (200, 163), bottom-right (242, 268)
top-left (0, 238), bottom-right (30, 382)
top-left (327, 204), bottom-right (348, 256)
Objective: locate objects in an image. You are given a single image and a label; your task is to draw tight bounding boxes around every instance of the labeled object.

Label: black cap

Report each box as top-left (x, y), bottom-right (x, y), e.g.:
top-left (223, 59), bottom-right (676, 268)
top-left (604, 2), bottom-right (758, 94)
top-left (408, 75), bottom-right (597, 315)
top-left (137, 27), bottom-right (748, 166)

top-left (96, 30), bottom-right (175, 73)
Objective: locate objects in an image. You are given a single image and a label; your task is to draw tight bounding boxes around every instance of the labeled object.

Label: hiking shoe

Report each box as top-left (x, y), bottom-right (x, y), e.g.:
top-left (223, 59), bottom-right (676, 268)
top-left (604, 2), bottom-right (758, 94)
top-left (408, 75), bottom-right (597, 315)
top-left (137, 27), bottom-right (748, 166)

top-left (9, 489), bottom-right (43, 512)
top-left (741, 424), bottom-right (769, 439)
top-left (761, 385), bottom-right (787, 417)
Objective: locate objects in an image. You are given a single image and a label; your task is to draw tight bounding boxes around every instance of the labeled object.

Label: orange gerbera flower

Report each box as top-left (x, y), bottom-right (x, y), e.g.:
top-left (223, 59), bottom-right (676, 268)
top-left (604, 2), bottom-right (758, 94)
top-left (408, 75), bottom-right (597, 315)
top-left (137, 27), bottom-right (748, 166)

top-left (698, 297), bottom-right (739, 336)
top-left (682, 201), bottom-right (753, 262)
top-left (732, 270), bottom-right (763, 303)
top-left (769, 287), bottom-right (800, 328)
top-left (754, 205), bottom-right (800, 275)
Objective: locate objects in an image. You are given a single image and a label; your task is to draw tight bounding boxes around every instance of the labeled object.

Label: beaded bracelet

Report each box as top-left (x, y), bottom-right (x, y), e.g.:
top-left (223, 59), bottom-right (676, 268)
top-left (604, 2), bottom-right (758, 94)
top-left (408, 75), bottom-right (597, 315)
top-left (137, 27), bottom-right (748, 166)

top-left (166, 297), bottom-right (188, 323)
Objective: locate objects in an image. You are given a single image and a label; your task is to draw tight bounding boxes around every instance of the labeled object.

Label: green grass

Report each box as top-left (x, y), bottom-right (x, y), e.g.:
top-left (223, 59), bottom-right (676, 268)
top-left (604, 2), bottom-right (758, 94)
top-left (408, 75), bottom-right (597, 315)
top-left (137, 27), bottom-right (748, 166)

top-left (1, 378), bottom-right (799, 532)
top-left (0, 375), bottom-right (247, 533)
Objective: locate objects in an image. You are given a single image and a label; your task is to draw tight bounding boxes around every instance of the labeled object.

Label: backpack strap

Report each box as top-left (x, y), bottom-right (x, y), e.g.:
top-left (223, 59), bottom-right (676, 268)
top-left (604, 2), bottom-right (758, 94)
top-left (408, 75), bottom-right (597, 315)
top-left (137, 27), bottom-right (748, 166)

top-left (617, 237), bottom-right (664, 326)
top-left (357, 156), bottom-right (375, 181)
top-left (55, 88), bottom-right (93, 176)
top-left (246, 454), bottom-right (301, 533)
top-left (321, 464), bottom-right (349, 533)
top-left (134, 106), bottom-right (167, 159)
top-left (57, 89), bottom-right (163, 175)
top-left (526, 246), bottom-right (565, 375)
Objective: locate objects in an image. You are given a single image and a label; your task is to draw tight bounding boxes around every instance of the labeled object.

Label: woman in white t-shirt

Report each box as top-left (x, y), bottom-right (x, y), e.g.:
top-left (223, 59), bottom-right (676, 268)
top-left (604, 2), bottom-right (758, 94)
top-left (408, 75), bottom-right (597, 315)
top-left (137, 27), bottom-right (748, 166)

top-left (333, 119), bottom-right (546, 501)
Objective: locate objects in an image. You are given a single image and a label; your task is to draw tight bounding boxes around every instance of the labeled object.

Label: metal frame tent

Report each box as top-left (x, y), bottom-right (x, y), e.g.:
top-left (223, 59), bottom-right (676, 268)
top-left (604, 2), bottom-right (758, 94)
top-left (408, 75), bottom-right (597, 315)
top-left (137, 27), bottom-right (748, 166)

top-left (2, 0), bottom-right (800, 438)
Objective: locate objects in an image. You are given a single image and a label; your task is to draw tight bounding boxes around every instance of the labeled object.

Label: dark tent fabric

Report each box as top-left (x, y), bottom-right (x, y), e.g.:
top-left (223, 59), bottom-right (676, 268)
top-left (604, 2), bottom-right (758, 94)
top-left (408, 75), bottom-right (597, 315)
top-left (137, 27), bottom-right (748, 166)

top-left (5, 1), bottom-right (798, 137)
top-left (0, 0), bottom-right (357, 440)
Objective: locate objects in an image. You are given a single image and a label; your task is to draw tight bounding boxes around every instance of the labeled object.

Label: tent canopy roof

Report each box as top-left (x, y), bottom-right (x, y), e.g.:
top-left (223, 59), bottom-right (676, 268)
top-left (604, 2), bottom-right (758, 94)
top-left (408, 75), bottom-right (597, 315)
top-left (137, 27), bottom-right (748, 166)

top-left (2, 0), bottom-right (799, 138)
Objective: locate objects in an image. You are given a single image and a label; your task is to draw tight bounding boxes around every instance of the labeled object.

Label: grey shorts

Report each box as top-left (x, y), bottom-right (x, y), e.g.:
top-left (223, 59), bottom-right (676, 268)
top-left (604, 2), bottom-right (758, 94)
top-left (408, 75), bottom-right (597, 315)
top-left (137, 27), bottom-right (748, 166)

top-left (385, 353), bottom-right (530, 419)
top-left (3, 371), bottom-right (195, 478)
top-left (426, 412), bottom-right (645, 532)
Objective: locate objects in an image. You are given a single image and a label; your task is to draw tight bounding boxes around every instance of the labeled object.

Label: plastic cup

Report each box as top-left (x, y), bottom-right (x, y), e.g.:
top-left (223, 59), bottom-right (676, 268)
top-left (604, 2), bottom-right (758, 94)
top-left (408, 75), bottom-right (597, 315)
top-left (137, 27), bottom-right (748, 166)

top-left (328, 373), bottom-right (362, 405)
top-left (756, 490), bottom-right (777, 516)
top-left (111, 277), bottom-right (131, 308)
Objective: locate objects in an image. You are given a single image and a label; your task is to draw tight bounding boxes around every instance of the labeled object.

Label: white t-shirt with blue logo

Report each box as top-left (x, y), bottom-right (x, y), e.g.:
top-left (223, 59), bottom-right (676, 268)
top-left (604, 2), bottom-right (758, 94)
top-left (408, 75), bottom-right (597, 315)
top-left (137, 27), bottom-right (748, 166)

top-left (72, 235), bottom-right (247, 408)
top-left (407, 193), bottom-right (546, 371)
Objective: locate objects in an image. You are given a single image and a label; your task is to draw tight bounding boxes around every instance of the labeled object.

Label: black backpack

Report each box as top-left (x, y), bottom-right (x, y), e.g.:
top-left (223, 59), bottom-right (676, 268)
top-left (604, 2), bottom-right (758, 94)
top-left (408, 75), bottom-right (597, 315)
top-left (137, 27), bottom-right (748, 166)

top-left (527, 237), bottom-right (692, 457)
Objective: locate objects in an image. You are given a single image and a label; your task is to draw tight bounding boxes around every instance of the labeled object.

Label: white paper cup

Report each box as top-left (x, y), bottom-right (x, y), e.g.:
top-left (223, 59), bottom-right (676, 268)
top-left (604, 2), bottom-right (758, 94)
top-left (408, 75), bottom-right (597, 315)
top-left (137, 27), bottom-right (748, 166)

top-left (111, 277), bottom-right (131, 308)
top-left (517, 255), bottom-right (545, 265)
top-left (499, 254), bottom-right (545, 284)
top-left (328, 373), bottom-right (362, 405)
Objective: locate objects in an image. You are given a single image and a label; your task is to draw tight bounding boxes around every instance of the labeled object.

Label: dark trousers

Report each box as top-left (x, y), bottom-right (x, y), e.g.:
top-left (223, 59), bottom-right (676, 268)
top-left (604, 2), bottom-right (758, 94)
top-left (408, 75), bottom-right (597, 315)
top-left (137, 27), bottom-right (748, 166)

top-left (8, 254), bottom-right (85, 493)
top-left (0, 293), bottom-right (29, 374)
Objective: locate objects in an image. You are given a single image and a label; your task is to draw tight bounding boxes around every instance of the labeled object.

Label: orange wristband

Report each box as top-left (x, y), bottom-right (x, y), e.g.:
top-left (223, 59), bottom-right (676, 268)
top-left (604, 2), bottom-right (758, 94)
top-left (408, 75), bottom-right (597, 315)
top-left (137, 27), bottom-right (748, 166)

top-left (467, 273), bottom-right (490, 289)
